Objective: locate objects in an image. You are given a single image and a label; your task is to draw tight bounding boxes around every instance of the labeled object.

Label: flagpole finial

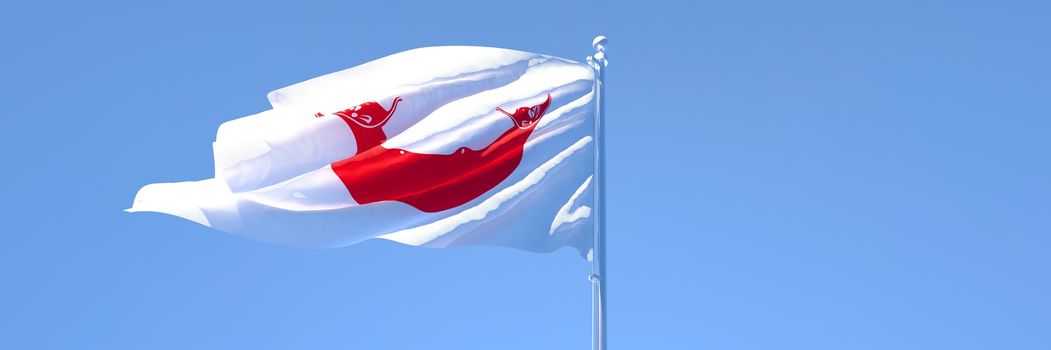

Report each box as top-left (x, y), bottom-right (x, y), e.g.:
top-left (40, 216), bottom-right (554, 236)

top-left (588, 35), bottom-right (608, 71)
top-left (592, 35), bottom-right (608, 51)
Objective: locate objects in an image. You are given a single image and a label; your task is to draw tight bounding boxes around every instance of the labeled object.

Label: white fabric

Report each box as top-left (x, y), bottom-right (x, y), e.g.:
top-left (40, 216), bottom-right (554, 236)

top-left (129, 46), bottom-right (596, 258)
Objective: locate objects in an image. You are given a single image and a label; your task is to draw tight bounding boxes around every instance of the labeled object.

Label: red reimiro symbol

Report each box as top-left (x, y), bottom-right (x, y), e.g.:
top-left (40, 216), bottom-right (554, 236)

top-left (330, 94), bottom-right (552, 212)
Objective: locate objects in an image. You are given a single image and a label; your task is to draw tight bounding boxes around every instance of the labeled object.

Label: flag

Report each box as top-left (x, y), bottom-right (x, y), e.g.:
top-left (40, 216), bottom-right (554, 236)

top-left (129, 46), bottom-right (597, 259)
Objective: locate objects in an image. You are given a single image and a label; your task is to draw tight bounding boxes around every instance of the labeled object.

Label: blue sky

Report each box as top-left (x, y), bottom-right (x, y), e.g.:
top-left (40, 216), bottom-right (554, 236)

top-left (2, 0), bottom-right (1049, 349)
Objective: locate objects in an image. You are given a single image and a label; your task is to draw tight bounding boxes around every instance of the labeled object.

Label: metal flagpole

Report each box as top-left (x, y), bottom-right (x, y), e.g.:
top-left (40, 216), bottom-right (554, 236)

top-left (587, 35), bottom-right (608, 350)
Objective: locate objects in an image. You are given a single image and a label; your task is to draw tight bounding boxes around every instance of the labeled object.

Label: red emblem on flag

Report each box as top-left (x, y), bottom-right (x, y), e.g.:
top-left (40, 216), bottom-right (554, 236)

top-left (330, 95), bottom-right (552, 212)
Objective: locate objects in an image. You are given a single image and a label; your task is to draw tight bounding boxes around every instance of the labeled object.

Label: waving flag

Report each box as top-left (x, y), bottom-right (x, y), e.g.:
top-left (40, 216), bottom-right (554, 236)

top-left (129, 46), bottom-right (597, 259)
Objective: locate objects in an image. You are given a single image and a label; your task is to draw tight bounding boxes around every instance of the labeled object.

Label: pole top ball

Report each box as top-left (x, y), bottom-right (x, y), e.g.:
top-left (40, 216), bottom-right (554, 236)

top-left (592, 35), bottom-right (608, 51)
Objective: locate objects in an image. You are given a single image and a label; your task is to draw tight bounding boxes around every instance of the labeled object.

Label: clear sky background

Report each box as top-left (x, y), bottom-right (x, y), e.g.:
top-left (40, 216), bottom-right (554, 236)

top-left (2, 0), bottom-right (1049, 349)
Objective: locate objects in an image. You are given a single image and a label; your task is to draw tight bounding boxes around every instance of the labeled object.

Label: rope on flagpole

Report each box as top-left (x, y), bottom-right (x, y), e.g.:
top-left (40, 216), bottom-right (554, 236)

top-left (587, 35), bottom-right (608, 350)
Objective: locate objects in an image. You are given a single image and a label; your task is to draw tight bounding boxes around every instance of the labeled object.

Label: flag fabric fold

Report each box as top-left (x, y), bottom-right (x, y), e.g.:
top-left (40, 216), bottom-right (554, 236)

top-left (129, 46), bottom-right (596, 259)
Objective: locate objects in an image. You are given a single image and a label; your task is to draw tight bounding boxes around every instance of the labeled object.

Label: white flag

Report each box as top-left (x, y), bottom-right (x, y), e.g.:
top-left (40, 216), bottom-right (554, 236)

top-left (129, 46), bottom-right (596, 259)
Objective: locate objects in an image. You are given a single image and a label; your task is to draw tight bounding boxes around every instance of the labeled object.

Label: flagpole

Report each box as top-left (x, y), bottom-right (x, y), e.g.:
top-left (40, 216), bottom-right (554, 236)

top-left (587, 35), bottom-right (609, 350)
